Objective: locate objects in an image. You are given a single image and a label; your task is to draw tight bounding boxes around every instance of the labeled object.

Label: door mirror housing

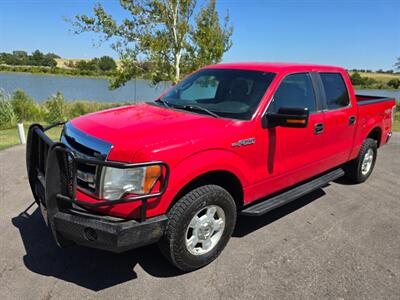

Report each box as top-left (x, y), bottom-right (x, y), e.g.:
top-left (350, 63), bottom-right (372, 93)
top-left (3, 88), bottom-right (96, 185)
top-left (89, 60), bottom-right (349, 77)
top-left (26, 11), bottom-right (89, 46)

top-left (262, 107), bottom-right (309, 129)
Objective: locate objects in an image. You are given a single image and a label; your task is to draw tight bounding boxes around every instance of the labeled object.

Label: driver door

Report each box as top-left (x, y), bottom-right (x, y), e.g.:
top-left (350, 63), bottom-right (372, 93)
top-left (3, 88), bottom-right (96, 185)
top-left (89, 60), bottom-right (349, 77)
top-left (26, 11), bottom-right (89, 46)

top-left (254, 72), bottom-right (326, 199)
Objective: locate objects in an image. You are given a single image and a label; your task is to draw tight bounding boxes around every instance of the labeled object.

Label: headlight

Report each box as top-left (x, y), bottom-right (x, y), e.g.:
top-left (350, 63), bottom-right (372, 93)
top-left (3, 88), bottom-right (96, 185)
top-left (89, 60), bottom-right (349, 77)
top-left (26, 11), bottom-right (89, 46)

top-left (100, 165), bottom-right (161, 200)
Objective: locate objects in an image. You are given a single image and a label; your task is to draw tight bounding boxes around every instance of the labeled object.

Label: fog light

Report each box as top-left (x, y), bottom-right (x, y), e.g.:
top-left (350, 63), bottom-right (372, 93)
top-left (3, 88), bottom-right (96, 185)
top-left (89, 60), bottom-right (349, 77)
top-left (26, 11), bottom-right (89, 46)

top-left (84, 227), bottom-right (97, 241)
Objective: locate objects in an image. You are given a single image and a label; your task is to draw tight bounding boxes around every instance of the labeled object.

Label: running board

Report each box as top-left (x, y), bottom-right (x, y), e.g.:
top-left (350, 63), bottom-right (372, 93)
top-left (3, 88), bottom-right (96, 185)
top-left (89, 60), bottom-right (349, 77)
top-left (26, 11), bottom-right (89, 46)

top-left (240, 168), bottom-right (345, 216)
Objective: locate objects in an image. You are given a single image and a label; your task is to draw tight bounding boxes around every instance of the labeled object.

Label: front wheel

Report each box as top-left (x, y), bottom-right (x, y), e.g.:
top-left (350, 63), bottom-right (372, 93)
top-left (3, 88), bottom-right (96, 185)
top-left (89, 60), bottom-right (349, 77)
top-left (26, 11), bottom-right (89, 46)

top-left (159, 185), bottom-right (237, 271)
top-left (344, 138), bottom-right (377, 183)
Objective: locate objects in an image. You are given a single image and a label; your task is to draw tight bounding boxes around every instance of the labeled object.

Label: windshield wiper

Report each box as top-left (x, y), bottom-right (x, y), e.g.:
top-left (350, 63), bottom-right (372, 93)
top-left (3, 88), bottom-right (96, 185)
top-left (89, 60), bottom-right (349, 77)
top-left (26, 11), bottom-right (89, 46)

top-left (155, 98), bottom-right (170, 107)
top-left (155, 99), bottom-right (220, 118)
top-left (175, 104), bottom-right (220, 118)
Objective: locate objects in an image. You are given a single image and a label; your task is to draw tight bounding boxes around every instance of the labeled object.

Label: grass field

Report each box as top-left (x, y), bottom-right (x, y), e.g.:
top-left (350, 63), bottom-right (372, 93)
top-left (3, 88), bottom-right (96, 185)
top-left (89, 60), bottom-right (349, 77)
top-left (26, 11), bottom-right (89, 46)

top-left (0, 124), bottom-right (62, 151)
top-left (55, 58), bottom-right (87, 69)
top-left (394, 112), bottom-right (400, 132)
top-left (349, 72), bottom-right (400, 81)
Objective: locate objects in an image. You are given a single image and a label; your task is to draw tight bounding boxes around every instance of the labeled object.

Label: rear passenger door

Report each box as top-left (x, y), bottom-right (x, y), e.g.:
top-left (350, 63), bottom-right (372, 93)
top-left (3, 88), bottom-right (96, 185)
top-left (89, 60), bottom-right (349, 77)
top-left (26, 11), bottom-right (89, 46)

top-left (318, 72), bottom-right (357, 167)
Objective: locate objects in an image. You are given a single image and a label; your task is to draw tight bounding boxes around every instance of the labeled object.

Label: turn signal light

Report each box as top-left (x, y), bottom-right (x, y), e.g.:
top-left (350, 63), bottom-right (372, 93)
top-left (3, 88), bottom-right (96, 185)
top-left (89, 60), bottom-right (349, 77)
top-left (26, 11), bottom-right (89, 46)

top-left (286, 119), bottom-right (306, 124)
top-left (143, 165), bottom-right (162, 193)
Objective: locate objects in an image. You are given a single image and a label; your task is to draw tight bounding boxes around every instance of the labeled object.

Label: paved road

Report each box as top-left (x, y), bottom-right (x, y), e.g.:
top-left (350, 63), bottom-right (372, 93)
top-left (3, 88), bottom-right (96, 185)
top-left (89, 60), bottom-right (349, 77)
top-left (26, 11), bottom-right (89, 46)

top-left (1, 135), bottom-right (399, 299)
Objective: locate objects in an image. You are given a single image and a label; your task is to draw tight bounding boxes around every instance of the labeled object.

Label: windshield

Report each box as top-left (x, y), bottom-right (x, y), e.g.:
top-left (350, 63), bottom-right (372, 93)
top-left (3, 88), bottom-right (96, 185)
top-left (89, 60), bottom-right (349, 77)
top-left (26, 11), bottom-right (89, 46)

top-left (159, 68), bottom-right (276, 120)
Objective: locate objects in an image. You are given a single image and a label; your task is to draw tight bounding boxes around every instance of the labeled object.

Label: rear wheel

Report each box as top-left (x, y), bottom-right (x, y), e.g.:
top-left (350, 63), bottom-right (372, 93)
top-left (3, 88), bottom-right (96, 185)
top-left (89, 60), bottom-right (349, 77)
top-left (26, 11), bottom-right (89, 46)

top-left (344, 138), bottom-right (377, 183)
top-left (159, 184), bottom-right (236, 271)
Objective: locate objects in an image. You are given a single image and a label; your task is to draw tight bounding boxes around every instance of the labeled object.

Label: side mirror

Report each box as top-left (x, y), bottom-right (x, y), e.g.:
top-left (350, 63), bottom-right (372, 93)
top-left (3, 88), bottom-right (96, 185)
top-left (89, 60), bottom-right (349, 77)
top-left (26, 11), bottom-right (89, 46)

top-left (262, 107), bottom-right (309, 129)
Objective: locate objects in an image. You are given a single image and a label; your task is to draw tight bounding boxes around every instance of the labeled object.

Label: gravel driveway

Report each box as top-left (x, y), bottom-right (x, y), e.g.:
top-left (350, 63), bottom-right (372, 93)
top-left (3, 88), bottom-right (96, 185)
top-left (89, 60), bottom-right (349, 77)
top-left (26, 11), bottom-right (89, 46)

top-left (1, 135), bottom-right (399, 299)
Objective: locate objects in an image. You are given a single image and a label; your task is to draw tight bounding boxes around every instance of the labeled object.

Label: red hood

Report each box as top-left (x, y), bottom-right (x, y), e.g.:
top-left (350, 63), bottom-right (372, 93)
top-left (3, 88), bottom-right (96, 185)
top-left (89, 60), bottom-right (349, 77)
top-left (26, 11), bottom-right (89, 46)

top-left (70, 103), bottom-right (234, 161)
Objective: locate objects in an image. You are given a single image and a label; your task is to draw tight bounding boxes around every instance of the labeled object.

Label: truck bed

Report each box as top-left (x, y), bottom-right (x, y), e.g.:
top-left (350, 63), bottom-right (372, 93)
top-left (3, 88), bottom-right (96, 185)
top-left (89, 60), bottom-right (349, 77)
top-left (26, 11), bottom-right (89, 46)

top-left (356, 94), bottom-right (394, 106)
top-left (349, 94), bottom-right (396, 161)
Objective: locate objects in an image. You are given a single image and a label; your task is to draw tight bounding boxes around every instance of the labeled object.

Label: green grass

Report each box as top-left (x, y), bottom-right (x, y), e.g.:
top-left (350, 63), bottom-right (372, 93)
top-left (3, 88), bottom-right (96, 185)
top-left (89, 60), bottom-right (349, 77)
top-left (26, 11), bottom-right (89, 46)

top-left (0, 124), bottom-right (62, 151)
top-left (394, 112), bottom-right (400, 132)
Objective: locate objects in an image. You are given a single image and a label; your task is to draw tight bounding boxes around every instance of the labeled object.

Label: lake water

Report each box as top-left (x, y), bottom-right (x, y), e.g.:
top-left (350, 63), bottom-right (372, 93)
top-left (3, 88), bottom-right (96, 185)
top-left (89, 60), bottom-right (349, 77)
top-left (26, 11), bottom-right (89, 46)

top-left (0, 72), bottom-right (399, 103)
top-left (0, 72), bottom-right (171, 103)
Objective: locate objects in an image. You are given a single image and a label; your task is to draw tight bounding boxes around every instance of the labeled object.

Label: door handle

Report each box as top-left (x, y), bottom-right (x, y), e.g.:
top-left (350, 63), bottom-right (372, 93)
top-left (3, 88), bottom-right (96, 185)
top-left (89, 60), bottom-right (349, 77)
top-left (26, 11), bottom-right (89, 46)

top-left (349, 116), bottom-right (356, 126)
top-left (314, 123), bottom-right (324, 135)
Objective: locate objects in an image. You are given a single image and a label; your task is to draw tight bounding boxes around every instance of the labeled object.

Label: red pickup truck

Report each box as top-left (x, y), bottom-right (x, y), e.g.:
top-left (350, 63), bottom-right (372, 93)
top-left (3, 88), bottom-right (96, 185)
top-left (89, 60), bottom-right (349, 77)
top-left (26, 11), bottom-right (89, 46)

top-left (26, 63), bottom-right (396, 271)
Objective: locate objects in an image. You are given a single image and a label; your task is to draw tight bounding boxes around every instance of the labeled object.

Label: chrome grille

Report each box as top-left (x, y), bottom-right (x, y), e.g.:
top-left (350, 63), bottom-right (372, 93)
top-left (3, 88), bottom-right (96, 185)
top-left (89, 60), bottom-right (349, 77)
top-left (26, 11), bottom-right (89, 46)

top-left (76, 162), bottom-right (98, 194)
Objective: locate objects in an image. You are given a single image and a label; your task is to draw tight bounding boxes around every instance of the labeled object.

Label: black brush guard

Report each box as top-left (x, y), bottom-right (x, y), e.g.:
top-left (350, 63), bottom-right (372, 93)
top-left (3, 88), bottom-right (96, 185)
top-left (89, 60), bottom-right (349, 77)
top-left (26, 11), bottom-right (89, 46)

top-left (26, 123), bottom-right (170, 252)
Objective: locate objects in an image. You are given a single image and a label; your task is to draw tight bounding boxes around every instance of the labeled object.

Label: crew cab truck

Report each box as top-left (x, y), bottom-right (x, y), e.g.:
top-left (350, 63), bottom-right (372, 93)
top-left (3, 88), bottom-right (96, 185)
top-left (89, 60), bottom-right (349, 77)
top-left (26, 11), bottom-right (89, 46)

top-left (26, 63), bottom-right (396, 271)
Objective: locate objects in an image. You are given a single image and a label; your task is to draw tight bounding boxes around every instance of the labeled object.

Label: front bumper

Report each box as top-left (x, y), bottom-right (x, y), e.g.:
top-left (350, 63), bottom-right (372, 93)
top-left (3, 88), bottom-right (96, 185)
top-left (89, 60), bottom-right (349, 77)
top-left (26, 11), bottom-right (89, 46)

top-left (26, 123), bottom-right (169, 252)
top-left (52, 207), bottom-right (168, 252)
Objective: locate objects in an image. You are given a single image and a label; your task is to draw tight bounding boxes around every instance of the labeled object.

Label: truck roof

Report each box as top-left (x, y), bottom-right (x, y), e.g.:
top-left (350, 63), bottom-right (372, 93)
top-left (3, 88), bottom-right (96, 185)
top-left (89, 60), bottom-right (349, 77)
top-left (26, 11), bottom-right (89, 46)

top-left (205, 62), bottom-right (346, 73)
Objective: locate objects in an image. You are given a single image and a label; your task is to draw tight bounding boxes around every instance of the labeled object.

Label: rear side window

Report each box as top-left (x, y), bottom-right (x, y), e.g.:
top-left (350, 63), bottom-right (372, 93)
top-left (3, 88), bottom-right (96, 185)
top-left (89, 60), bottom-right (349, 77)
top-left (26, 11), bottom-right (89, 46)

top-left (272, 73), bottom-right (316, 113)
top-left (320, 73), bottom-right (350, 110)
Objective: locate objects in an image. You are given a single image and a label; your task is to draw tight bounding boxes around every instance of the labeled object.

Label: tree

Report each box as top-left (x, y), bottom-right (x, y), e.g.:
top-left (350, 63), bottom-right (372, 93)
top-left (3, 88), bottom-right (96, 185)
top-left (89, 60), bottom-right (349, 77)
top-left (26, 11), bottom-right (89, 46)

top-left (46, 53), bottom-right (61, 59)
top-left (349, 72), bottom-right (363, 85)
top-left (191, 0), bottom-right (232, 70)
top-left (13, 50), bottom-right (28, 61)
top-left (70, 0), bottom-right (232, 87)
top-left (43, 54), bottom-right (58, 67)
top-left (75, 59), bottom-right (98, 72)
top-left (395, 57), bottom-right (400, 71)
top-left (98, 56), bottom-right (117, 71)
top-left (29, 50), bottom-right (45, 66)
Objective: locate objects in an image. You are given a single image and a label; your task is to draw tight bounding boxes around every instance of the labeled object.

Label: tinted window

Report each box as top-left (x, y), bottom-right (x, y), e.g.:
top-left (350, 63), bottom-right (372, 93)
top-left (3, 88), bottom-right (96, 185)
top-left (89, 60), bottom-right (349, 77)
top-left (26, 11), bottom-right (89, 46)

top-left (272, 73), bottom-right (316, 113)
top-left (161, 69), bottom-right (276, 120)
top-left (320, 73), bottom-right (350, 110)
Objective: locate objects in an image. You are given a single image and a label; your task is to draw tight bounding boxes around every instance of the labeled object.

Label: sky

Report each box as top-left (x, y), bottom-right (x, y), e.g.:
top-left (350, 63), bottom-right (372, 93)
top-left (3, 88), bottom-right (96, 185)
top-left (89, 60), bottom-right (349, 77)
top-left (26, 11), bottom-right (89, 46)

top-left (0, 0), bottom-right (399, 71)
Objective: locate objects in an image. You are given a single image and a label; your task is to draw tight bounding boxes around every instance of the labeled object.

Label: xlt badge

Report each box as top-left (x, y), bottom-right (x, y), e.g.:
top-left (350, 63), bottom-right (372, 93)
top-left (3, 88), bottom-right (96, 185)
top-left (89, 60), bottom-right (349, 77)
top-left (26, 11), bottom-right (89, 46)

top-left (232, 138), bottom-right (256, 147)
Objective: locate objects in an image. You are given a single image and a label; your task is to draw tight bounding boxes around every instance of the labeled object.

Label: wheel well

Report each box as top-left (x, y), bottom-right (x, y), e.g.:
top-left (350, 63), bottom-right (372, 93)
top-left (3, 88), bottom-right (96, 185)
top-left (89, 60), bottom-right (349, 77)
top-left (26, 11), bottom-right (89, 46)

top-left (367, 127), bottom-right (382, 147)
top-left (169, 170), bottom-right (244, 210)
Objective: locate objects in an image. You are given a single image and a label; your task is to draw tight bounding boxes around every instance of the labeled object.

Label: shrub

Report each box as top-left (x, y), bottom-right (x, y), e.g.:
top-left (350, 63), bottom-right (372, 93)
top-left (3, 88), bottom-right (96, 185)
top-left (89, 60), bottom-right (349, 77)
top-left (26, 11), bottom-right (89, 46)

top-left (395, 103), bottom-right (400, 113)
top-left (0, 89), bottom-right (17, 129)
top-left (68, 101), bottom-right (100, 118)
top-left (349, 72), bottom-right (363, 85)
top-left (44, 92), bottom-right (67, 123)
top-left (362, 76), bottom-right (377, 86)
top-left (11, 89), bottom-right (42, 122)
top-left (387, 79), bottom-right (400, 89)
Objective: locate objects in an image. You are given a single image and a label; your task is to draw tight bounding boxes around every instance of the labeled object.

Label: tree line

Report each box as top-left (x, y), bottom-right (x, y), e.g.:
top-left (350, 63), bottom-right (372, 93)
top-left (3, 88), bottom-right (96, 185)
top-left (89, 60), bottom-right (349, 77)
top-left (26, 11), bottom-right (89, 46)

top-left (66, 56), bottom-right (117, 72)
top-left (0, 49), bottom-right (118, 77)
top-left (348, 69), bottom-right (398, 74)
top-left (349, 72), bottom-right (400, 89)
top-left (0, 50), bottom-right (59, 67)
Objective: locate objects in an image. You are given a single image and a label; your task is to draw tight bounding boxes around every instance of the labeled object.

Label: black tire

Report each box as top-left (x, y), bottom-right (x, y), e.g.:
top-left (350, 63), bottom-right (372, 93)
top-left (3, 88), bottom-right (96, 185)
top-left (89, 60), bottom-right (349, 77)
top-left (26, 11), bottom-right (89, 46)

top-left (344, 138), bottom-right (377, 183)
top-left (158, 184), bottom-right (237, 271)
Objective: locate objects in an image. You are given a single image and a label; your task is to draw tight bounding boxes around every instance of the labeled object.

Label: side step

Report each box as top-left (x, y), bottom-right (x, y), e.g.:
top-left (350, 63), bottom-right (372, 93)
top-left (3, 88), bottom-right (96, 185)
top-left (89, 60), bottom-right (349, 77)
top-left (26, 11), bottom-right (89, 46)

top-left (240, 168), bottom-right (345, 216)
